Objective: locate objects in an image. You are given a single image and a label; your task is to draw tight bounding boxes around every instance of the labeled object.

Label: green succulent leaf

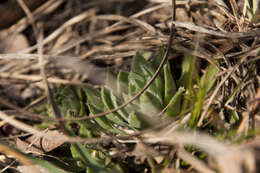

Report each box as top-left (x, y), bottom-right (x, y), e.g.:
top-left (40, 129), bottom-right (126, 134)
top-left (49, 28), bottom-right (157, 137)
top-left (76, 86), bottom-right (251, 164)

top-left (150, 47), bottom-right (164, 68)
top-left (83, 85), bottom-right (122, 133)
top-left (154, 75), bottom-right (164, 102)
top-left (164, 62), bottom-right (177, 105)
top-left (106, 68), bottom-right (118, 94)
top-left (178, 55), bottom-right (193, 88)
top-left (76, 87), bottom-right (85, 101)
top-left (82, 85), bottom-right (104, 110)
top-left (54, 86), bottom-right (81, 117)
top-left (129, 51), bottom-right (164, 105)
top-left (78, 121), bottom-right (101, 138)
top-left (150, 48), bottom-right (165, 101)
top-left (128, 112), bottom-right (142, 129)
top-left (110, 92), bottom-right (129, 122)
top-left (117, 71), bottom-right (129, 94)
top-left (140, 91), bottom-right (163, 116)
top-left (142, 51), bottom-right (153, 59)
top-left (142, 67), bottom-right (163, 105)
top-left (166, 87), bottom-right (185, 118)
top-left (101, 87), bottom-right (127, 126)
top-left (68, 127), bottom-right (124, 173)
top-left (75, 88), bottom-right (87, 117)
top-left (69, 137), bottom-right (107, 173)
top-left (128, 111), bottom-right (152, 129)
top-left (129, 72), bottom-right (146, 92)
top-left (131, 52), bottom-right (150, 77)
top-left (121, 92), bottom-right (140, 112)
top-left (87, 103), bottom-right (120, 133)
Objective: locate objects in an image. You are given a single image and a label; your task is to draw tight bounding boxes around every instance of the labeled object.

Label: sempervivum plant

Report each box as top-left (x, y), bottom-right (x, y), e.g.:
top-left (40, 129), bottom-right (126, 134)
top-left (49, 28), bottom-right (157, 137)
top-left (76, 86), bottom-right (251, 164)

top-left (83, 49), bottom-right (185, 133)
top-left (43, 49), bottom-right (218, 172)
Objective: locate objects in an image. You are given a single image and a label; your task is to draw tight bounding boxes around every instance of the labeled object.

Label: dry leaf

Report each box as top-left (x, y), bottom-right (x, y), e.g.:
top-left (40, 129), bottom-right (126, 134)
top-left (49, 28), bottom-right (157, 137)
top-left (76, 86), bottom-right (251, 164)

top-left (16, 130), bottom-right (67, 154)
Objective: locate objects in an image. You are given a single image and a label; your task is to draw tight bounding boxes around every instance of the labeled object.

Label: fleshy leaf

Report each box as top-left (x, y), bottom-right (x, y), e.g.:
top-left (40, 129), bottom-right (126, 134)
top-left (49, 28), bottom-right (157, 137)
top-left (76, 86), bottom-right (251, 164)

top-left (129, 72), bottom-right (146, 91)
top-left (149, 48), bottom-right (165, 101)
top-left (82, 85), bottom-right (104, 110)
top-left (140, 91), bottom-right (163, 116)
top-left (178, 55), bottom-right (193, 88)
top-left (154, 75), bottom-right (164, 105)
top-left (122, 93), bottom-right (140, 111)
top-left (165, 87), bottom-right (185, 118)
top-left (142, 67), bottom-right (163, 105)
top-left (131, 52), bottom-right (149, 77)
top-left (142, 51), bottom-right (152, 59)
top-left (164, 62), bottom-right (176, 105)
top-left (67, 127), bottom-right (107, 173)
top-left (117, 71), bottom-right (129, 94)
top-left (150, 47), bottom-right (164, 69)
top-left (128, 111), bottom-right (152, 129)
top-left (106, 68), bottom-right (118, 94)
top-left (54, 86), bottom-right (81, 117)
top-left (128, 72), bottom-right (146, 100)
top-left (101, 87), bottom-right (127, 126)
top-left (110, 92), bottom-right (129, 121)
top-left (87, 104), bottom-right (120, 133)
top-left (130, 52), bottom-right (158, 91)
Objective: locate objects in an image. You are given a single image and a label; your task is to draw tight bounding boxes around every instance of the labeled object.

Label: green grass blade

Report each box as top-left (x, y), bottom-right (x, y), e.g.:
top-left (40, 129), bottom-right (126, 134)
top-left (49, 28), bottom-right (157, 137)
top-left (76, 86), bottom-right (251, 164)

top-left (200, 63), bottom-right (218, 93)
top-left (28, 156), bottom-right (68, 173)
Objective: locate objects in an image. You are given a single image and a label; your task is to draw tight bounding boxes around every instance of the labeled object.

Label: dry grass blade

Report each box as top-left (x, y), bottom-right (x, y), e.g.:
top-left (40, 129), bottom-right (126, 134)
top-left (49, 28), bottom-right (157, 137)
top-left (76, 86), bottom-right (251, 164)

top-left (0, 96), bottom-right (42, 121)
top-left (16, 0), bottom-right (38, 38)
top-left (0, 143), bottom-right (33, 167)
top-left (21, 9), bottom-right (97, 53)
top-left (53, 3), bottom-right (170, 55)
top-left (95, 15), bottom-right (157, 34)
top-left (0, 72), bottom-right (82, 85)
top-left (8, 0), bottom-right (64, 33)
top-left (171, 21), bottom-right (260, 38)
top-left (0, 111), bottom-right (40, 134)
top-left (177, 148), bottom-right (215, 173)
top-left (0, 53), bottom-right (107, 84)
top-left (141, 130), bottom-right (257, 173)
top-left (248, 87), bottom-right (260, 117)
top-left (37, 26), bottom-right (65, 129)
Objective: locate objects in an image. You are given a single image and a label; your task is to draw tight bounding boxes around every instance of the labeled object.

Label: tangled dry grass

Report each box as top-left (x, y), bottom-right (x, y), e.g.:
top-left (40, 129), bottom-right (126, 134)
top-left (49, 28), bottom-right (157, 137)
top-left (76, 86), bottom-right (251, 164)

top-left (0, 0), bottom-right (259, 172)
